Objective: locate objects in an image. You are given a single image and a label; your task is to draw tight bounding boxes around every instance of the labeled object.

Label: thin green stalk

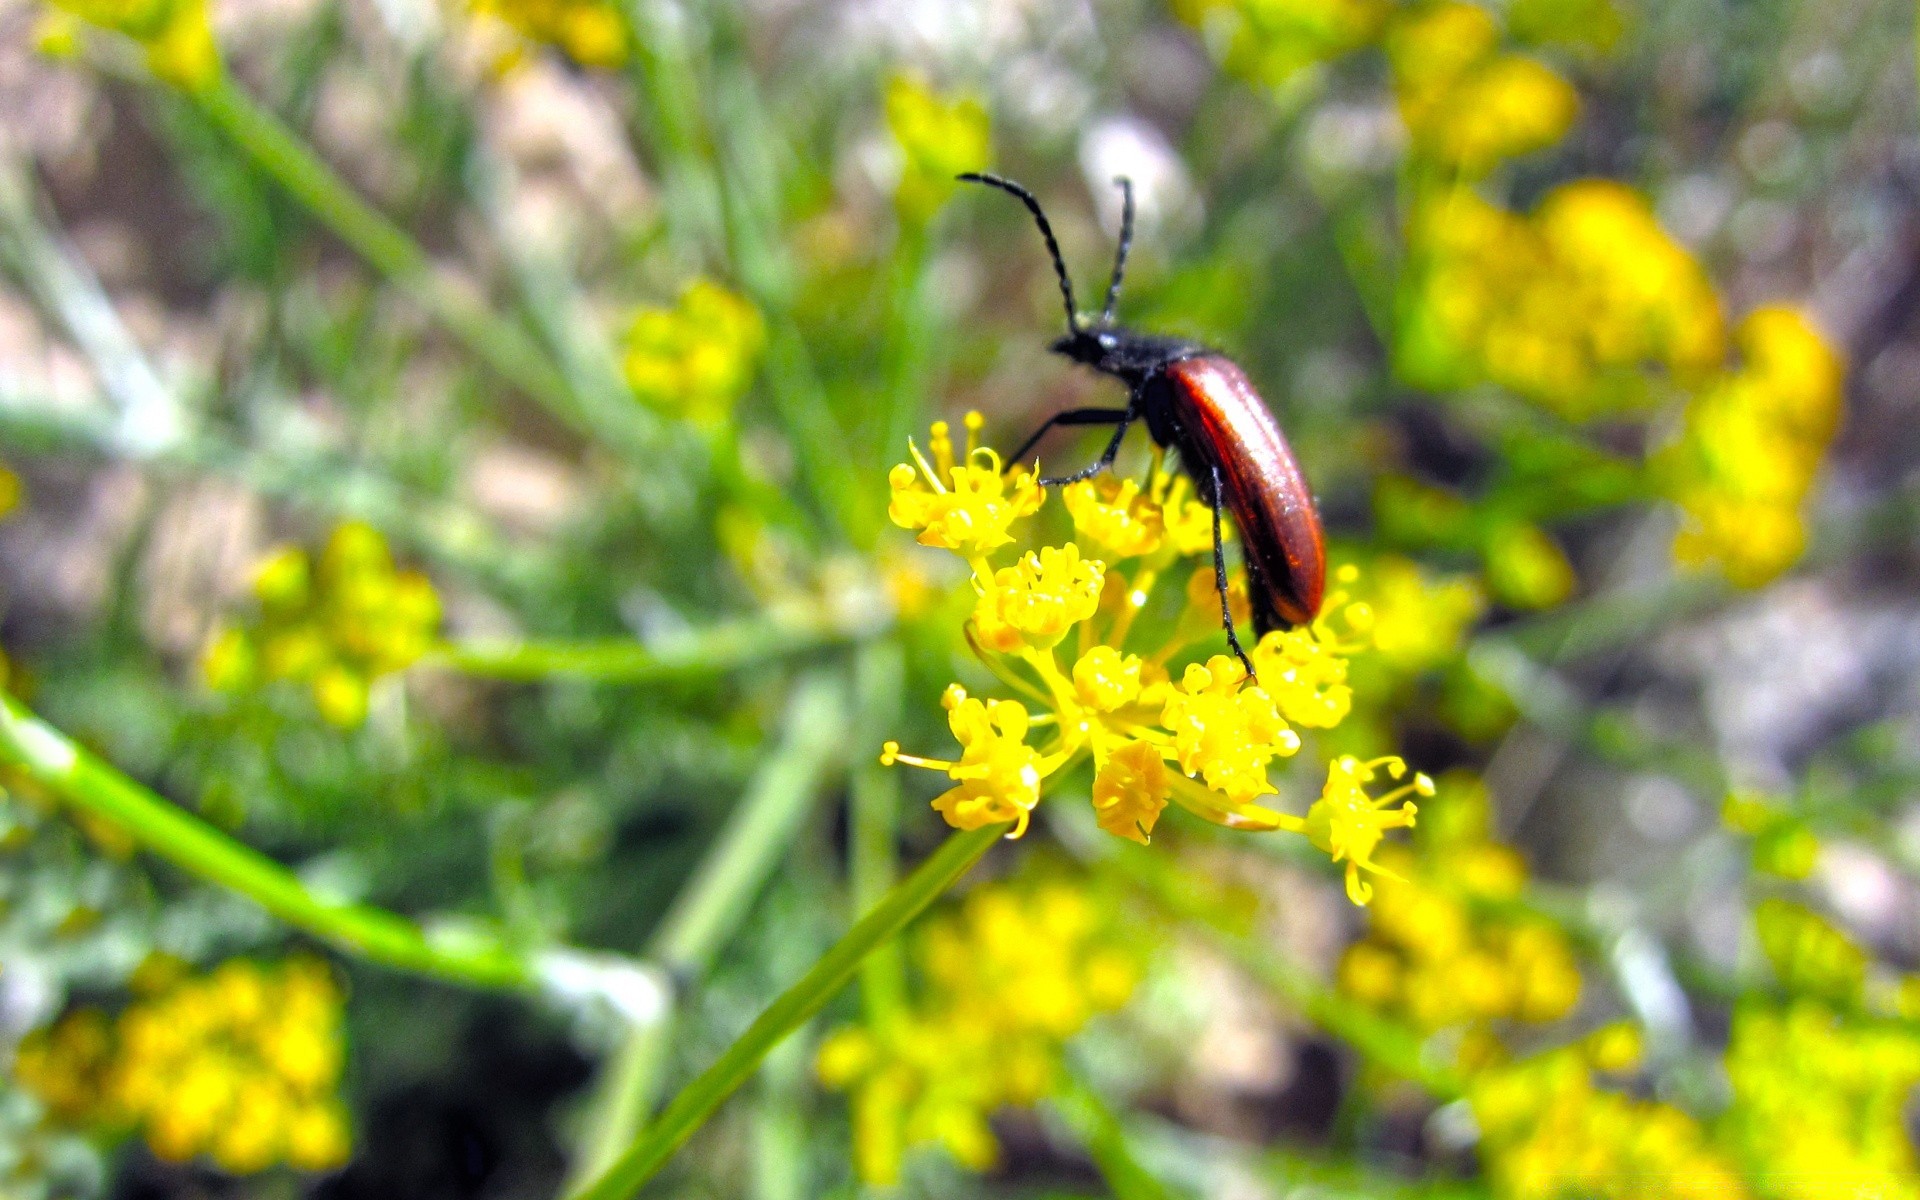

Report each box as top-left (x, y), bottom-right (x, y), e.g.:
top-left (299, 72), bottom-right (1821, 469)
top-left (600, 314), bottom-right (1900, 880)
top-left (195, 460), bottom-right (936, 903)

top-left (430, 609), bottom-right (857, 684)
top-left (850, 640), bottom-right (907, 1022)
top-left (0, 691), bottom-right (527, 990)
top-left (570, 823), bottom-right (1007, 1200)
top-left (184, 74), bottom-right (598, 437)
top-left (649, 674), bottom-right (847, 970)
top-left (1049, 1070), bottom-right (1185, 1200)
top-left (565, 672), bottom-right (848, 1191)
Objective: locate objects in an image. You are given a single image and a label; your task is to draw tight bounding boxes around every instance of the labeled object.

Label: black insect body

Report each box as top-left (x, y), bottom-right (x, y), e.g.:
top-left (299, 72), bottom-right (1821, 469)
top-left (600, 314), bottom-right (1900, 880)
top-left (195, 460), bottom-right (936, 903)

top-left (959, 171), bottom-right (1327, 672)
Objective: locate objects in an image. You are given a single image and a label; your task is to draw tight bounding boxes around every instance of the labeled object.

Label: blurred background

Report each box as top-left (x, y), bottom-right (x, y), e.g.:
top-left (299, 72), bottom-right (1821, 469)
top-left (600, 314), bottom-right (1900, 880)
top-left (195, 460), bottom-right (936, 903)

top-left (2, 0), bottom-right (1918, 1196)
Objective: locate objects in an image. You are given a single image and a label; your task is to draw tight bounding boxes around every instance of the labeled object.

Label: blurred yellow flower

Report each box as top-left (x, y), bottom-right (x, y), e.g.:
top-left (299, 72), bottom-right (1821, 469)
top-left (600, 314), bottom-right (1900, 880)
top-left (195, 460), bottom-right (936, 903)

top-left (203, 522), bottom-right (441, 728)
top-left (43, 0), bottom-right (219, 89)
top-left (1388, 2), bottom-right (1578, 175)
top-left (1664, 307), bottom-right (1844, 588)
top-left (818, 874), bottom-right (1147, 1183)
top-left (1722, 1001), bottom-right (1920, 1200)
top-left (1472, 1046), bottom-right (1747, 1200)
top-left (0, 463), bottom-right (19, 518)
top-left (468, 0), bottom-right (625, 67)
top-left (1400, 181), bottom-right (1726, 420)
top-left (1339, 776), bottom-right (1582, 1029)
top-left (1174, 0), bottom-right (1388, 91)
top-left (885, 75), bottom-right (991, 225)
top-left (1356, 554), bottom-right (1484, 675)
top-left (623, 280), bottom-right (765, 429)
top-left (17, 958), bottom-right (352, 1174)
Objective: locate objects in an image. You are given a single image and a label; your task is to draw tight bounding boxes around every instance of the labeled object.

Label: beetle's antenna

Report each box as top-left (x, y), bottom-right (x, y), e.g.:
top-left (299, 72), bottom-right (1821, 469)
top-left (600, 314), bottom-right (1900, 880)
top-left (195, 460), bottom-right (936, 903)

top-left (1101, 177), bottom-right (1134, 325)
top-left (957, 172), bottom-right (1081, 333)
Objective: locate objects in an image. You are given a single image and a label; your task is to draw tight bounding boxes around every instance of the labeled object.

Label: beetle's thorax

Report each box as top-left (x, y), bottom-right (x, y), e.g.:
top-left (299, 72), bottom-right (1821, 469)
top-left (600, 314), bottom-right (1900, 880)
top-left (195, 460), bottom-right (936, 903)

top-left (1050, 324), bottom-right (1203, 390)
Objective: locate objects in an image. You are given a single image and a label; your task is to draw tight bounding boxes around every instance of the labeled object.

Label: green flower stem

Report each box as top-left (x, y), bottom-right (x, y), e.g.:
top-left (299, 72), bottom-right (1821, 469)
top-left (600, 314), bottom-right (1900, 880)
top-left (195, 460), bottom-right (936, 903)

top-left (184, 74), bottom-right (602, 440)
top-left (1050, 1070), bottom-right (1187, 1200)
top-left (429, 609), bottom-right (857, 684)
top-left (565, 673), bottom-right (848, 1192)
top-left (0, 690), bottom-right (528, 991)
top-left (570, 822), bottom-right (1007, 1200)
top-left (850, 640), bottom-right (908, 1022)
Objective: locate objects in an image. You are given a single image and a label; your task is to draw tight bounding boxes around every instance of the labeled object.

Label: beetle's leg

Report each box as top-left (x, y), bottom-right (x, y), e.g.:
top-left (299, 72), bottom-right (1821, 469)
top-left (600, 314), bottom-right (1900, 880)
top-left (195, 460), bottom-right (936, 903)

top-left (1210, 463), bottom-right (1257, 679)
top-left (1037, 407), bottom-right (1137, 487)
top-left (1005, 406), bottom-right (1130, 471)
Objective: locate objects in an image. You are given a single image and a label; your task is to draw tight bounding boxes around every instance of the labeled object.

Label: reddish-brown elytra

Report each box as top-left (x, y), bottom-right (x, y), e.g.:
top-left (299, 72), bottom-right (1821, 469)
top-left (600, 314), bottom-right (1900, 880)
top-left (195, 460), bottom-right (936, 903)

top-left (958, 171), bottom-right (1326, 673)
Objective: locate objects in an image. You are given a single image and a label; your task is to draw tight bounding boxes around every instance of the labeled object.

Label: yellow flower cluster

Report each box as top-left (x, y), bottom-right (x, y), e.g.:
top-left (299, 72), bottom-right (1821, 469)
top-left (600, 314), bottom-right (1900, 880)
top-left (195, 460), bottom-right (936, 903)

top-left (1171, 0), bottom-right (1388, 91)
top-left (1351, 553), bottom-right (1484, 678)
top-left (1338, 776), bottom-right (1580, 1030)
top-left (1472, 1042), bottom-right (1749, 1200)
top-left (816, 876), bottom-right (1144, 1184)
top-left (16, 957), bottom-right (353, 1174)
top-left (202, 522), bottom-right (441, 728)
top-left (1663, 307), bottom-right (1845, 588)
top-left (1721, 792), bottom-right (1819, 879)
top-left (883, 417), bottom-right (1426, 904)
top-left (622, 280), bottom-right (766, 430)
top-left (1752, 898), bottom-right (1865, 1006)
top-left (39, 0), bottom-right (219, 89)
top-left (0, 463), bottom-right (18, 519)
top-left (1721, 1001), bottom-right (1920, 1200)
top-left (885, 75), bottom-right (992, 226)
top-left (1400, 182), bottom-right (1727, 419)
top-left (468, 0), bottom-right (626, 68)
top-left (1388, 1), bottom-right (1577, 175)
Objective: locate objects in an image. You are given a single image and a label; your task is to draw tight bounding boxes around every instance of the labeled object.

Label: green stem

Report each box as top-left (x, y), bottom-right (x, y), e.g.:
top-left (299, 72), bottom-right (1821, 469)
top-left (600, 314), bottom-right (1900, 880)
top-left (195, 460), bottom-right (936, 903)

top-left (850, 640), bottom-right (907, 1023)
top-left (429, 610), bottom-right (858, 684)
top-left (564, 673), bottom-right (848, 1191)
top-left (1050, 1070), bottom-right (1185, 1200)
top-left (185, 74), bottom-right (593, 436)
top-left (569, 823), bottom-right (1007, 1200)
top-left (0, 691), bottom-right (527, 991)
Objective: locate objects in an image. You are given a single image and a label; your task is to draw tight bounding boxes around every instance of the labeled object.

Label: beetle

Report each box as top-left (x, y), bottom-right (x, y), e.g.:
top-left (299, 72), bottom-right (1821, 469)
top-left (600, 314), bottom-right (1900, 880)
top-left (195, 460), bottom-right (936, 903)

top-left (957, 171), bottom-right (1326, 673)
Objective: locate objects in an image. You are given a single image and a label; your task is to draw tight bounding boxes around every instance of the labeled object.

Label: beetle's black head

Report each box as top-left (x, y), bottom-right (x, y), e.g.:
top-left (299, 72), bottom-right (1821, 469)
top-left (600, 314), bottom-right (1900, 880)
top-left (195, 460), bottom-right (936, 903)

top-left (1050, 324), bottom-right (1200, 388)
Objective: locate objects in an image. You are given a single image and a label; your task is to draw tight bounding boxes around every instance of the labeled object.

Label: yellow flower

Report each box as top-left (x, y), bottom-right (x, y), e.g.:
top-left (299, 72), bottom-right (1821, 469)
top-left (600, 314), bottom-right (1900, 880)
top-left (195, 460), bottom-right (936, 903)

top-left (886, 75), bottom-right (991, 225)
top-left (1305, 755), bottom-right (1428, 904)
top-left (1174, 0), bottom-right (1388, 90)
top-left (208, 523), bottom-right (441, 729)
top-left (971, 544), bottom-right (1105, 653)
top-left (1248, 575), bottom-right (1370, 728)
top-left (623, 280), bottom-right (765, 428)
top-left (1063, 476), bottom-right (1166, 560)
top-left (1071, 646), bottom-right (1146, 712)
top-left (1723, 1001), bottom-right (1920, 1200)
top-left (1665, 307), bottom-right (1844, 587)
top-left (1400, 181), bottom-right (1725, 420)
top-left (889, 418), bottom-right (1044, 558)
top-left (1091, 740), bottom-right (1171, 843)
top-left (1389, 3), bottom-right (1577, 175)
top-left (1162, 655), bottom-right (1300, 804)
top-left (886, 686), bottom-right (1060, 837)
top-left (884, 418), bottom-right (1423, 897)
top-left (1360, 555), bottom-right (1485, 675)
top-left (1472, 1047), bottom-right (1746, 1200)
top-left (19, 958), bottom-right (352, 1173)
top-left (46, 0), bottom-right (220, 89)
top-left (0, 463), bottom-right (20, 518)
top-left (820, 873), bottom-right (1148, 1183)
top-left (468, 0), bottom-right (626, 67)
